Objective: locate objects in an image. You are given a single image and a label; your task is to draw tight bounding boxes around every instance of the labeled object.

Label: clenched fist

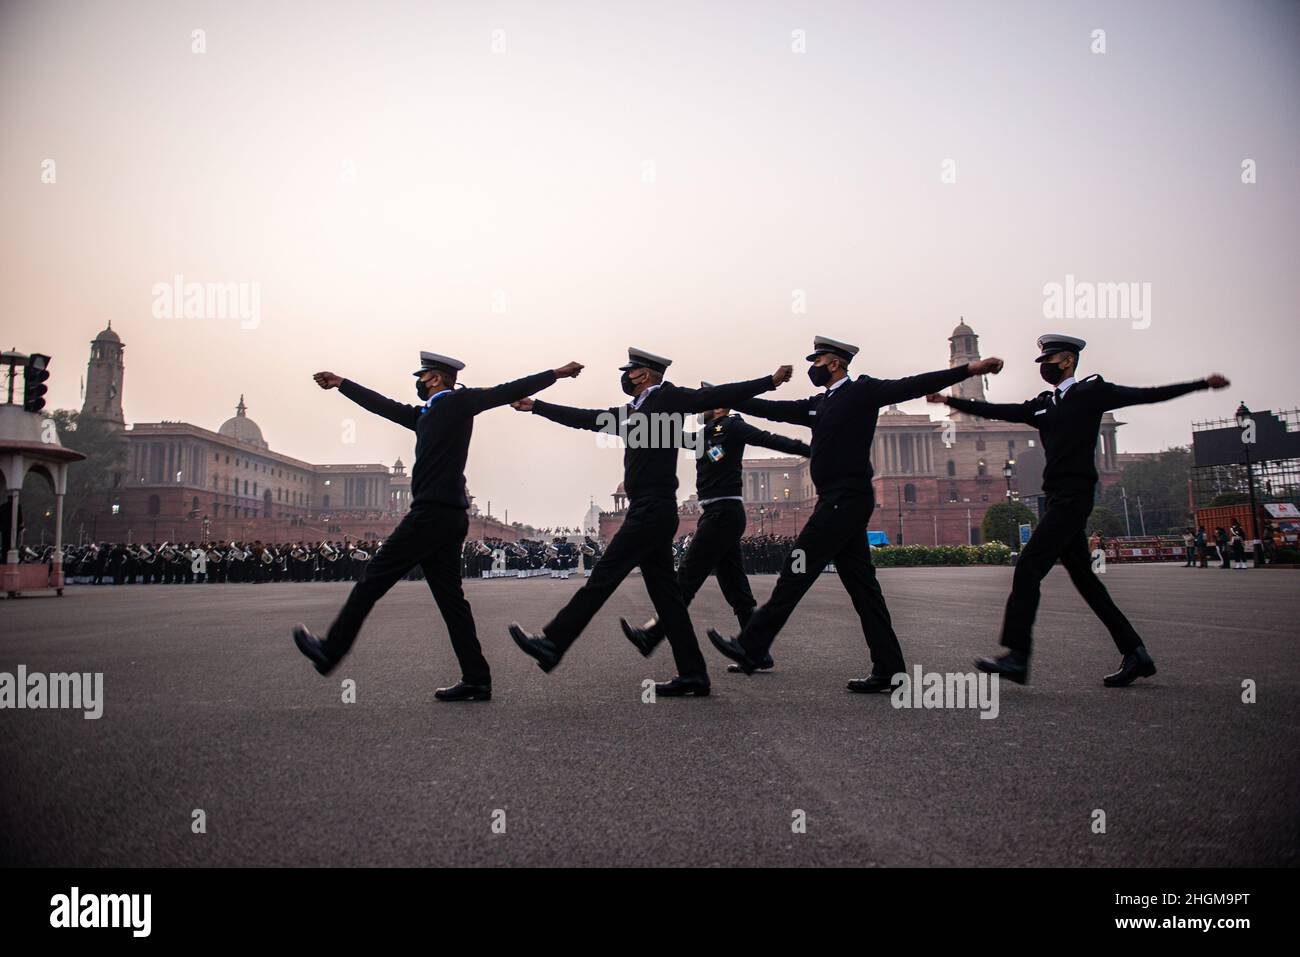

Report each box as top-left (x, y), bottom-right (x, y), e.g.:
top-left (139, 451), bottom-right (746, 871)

top-left (969, 358), bottom-right (1003, 376)
top-left (554, 362), bottom-right (584, 379)
top-left (511, 398), bottom-right (535, 412)
top-left (771, 365), bottom-right (793, 386)
top-left (925, 393), bottom-right (949, 404)
top-left (1206, 374), bottom-right (1230, 389)
top-left (313, 371), bottom-right (343, 390)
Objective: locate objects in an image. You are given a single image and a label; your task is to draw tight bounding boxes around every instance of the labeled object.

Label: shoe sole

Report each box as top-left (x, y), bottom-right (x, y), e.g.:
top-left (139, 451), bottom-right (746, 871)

top-left (619, 619), bottom-right (658, 658)
top-left (293, 627), bottom-right (337, 676)
top-left (434, 693), bottom-right (492, 702)
top-left (656, 687), bottom-right (711, 697)
top-left (707, 629), bottom-right (758, 675)
top-left (509, 625), bottom-right (559, 673)
top-left (975, 659), bottom-right (1029, 685)
top-left (726, 664), bottom-right (773, 673)
top-left (1103, 662), bottom-right (1157, 688)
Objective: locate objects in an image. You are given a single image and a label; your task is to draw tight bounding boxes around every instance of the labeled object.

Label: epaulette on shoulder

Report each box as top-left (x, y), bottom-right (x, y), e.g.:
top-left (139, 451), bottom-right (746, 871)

top-left (1035, 390), bottom-right (1054, 400)
top-left (1080, 374), bottom-right (1104, 385)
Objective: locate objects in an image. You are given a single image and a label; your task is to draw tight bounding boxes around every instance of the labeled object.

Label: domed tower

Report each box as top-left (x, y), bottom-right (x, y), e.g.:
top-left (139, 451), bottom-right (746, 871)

top-left (218, 395), bottom-right (269, 449)
top-left (82, 322), bottom-right (126, 428)
top-left (948, 317), bottom-right (986, 405)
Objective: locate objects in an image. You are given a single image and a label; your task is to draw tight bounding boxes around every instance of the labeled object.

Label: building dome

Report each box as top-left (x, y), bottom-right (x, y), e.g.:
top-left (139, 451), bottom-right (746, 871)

top-left (94, 321), bottom-right (121, 344)
top-left (218, 395), bottom-right (268, 448)
top-left (950, 317), bottom-right (974, 338)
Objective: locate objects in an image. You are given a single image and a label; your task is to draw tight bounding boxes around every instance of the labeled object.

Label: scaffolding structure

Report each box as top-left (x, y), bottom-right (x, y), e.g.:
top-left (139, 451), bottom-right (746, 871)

top-left (1190, 408), bottom-right (1300, 509)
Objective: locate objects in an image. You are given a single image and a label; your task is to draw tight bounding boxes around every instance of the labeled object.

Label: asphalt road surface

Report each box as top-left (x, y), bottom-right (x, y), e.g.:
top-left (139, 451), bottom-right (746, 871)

top-left (1, 563), bottom-right (1296, 867)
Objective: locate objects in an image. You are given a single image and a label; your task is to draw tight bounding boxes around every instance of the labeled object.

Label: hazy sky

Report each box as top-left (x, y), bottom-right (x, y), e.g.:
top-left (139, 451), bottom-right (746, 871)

top-left (2, 0), bottom-right (1296, 526)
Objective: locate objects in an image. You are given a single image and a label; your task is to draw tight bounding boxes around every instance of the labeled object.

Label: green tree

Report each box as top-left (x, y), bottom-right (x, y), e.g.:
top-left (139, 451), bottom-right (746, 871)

top-left (21, 410), bottom-right (128, 542)
top-left (981, 502), bottom-right (1037, 548)
top-left (1100, 447), bottom-right (1194, 534)
top-left (1086, 505), bottom-right (1125, 537)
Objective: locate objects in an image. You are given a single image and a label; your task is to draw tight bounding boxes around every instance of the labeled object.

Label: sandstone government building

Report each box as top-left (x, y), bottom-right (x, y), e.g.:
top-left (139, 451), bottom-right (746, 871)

top-left (80, 321), bottom-right (1133, 547)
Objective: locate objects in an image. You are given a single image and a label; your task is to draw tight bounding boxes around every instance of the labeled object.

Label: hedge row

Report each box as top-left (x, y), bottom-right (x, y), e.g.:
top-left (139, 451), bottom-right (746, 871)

top-left (868, 542), bottom-right (1013, 566)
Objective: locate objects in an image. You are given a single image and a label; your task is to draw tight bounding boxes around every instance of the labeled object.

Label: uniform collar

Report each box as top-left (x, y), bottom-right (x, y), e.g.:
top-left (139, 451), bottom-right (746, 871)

top-left (630, 383), bottom-right (662, 409)
top-left (1055, 376), bottom-right (1077, 397)
top-left (825, 375), bottom-right (850, 394)
top-left (421, 389), bottom-right (452, 413)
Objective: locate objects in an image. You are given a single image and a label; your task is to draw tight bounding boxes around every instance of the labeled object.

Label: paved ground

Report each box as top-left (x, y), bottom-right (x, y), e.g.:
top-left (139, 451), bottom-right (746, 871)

top-left (1, 564), bottom-right (1296, 867)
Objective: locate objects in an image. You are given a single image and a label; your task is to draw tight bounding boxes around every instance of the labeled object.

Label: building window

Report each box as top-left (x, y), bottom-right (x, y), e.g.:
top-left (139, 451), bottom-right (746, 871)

top-left (977, 459), bottom-right (987, 477)
top-left (946, 459), bottom-right (956, 477)
top-left (976, 438), bottom-right (986, 451)
top-left (903, 483), bottom-right (916, 504)
top-left (981, 494), bottom-right (989, 502)
top-left (1008, 440), bottom-right (1016, 453)
top-left (147, 495), bottom-right (161, 515)
top-left (948, 484), bottom-right (958, 503)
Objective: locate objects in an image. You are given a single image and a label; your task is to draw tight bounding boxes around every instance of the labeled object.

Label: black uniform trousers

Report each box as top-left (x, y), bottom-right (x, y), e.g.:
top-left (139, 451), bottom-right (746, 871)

top-left (544, 496), bottom-right (708, 678)
top-left (651, 499), bottom-right (755, 634)
top-left (324, 503), bottom-right (489, 685)
top-left (1001, 491), bottom-right (1142, 655)
top-left (737, 489), bottom-right (905, 677)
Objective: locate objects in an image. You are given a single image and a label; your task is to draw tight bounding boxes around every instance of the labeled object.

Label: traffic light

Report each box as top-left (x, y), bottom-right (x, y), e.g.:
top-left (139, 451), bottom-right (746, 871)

top-left (23, 353), bottom-right (50, 413)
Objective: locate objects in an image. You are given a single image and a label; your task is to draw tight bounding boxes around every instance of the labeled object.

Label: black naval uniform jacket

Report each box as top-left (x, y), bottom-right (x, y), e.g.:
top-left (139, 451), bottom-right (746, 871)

top-left (946, 375), bottom-right (1210, 498)
top-left (339, 371), bottom-right (557, 510)
top-left (690, 415), bottom-right (810, 500)
top-left (529, 377), bottom-right (779, 501)
top-left (733, 365), bottom-right (975, 502)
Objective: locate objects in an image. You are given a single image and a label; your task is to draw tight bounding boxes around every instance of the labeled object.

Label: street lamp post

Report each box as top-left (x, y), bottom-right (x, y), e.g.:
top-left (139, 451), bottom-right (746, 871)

top-left (1236, 402), bottom-right (1260, 564)
top-left (1002, 459), bottom-right (1016, 549)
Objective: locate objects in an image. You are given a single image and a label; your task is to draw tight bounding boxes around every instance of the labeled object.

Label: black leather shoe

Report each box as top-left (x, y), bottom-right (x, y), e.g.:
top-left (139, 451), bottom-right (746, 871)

top-left (434, 681), bottom-right (492, 702)
top-left (292, 623), bottom-right (340, 676)
top-left (620, 617), bottom-right (662, 657)
top-left (706, 628), bottom-right (761, 675)
top-left (654, 674), bottom-right (711, 697)
top-left (1103, 646), bottom-right (1156, 687)
top-left (975, 651), bottom-right (1030, 685)
top-left (509, 623), bottom-right (561, 673)
top-left (846, 674), bottom-right (895, 694)
top-left (727, 653), bottom-right (774, 673)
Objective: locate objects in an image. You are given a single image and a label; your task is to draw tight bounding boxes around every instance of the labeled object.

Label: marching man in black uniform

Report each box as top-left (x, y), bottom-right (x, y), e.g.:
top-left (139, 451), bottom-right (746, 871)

top-left (293, 351), bottom-right (584, 701)
top-left (621, 383), bottom-right (810, 672)
top-left (507, 347), bottom-right (794, 697)
top-left (707, 336), bottom-right (1004, 692)
top-left (927, 333), bottom-right (1229, 686)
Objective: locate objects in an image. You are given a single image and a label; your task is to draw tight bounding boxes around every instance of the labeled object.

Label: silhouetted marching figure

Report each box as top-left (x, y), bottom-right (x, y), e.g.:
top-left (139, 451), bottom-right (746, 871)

top-left (508, 347), bottom-right (794, 697)
top-left (707, 335), bottom-right (1003, 692)
top-left (622, 387), bottom-right (810, 673)
top-left (292, 351), bottom-right (583, 701)
top-left (928, 333), bottom-right (1229, 686)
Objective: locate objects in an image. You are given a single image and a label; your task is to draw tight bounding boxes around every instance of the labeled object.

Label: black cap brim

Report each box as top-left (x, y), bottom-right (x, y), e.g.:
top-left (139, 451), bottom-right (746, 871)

top-left (806, 349), bottom-right (853, 363)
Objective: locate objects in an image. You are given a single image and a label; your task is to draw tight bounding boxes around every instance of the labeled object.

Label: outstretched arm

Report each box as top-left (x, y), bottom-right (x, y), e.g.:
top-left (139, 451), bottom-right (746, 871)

top-left (519, 397), bottom-right (619, 434)
top-left (732, 420), bottom-right (811, 457)
top-left (1088, 374), bottom-right (1227, 412)
top-left (314, 372), bottom-right (420, 430)
top-left (873, 358), bottom-right (1003, 406)
top-left (929, 392), bottom-right (1039, 425)
top-left (658, 365), bottom-right (793, 414)
top-left (732, 395), bottom-right (817, 428)
top-left (461, 362), bottom-right (581, 415)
